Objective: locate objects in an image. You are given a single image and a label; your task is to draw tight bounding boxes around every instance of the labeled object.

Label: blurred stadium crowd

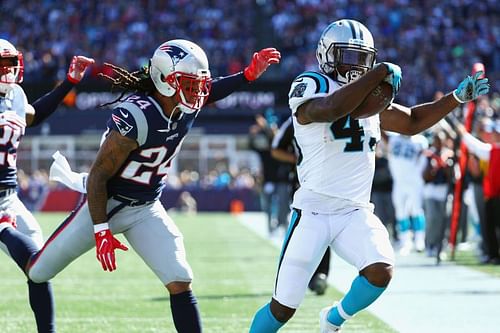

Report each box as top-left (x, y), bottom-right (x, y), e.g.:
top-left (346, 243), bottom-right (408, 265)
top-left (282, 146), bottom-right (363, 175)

top-left (2, 0), bottom-right (499, 265)
top-left (0, 0), bottom-right (498, 105)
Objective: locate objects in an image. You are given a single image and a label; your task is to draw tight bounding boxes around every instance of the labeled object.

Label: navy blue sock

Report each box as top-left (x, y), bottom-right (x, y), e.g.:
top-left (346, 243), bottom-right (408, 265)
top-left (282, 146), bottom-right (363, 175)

top-left (0, 227), bottom-right (38, 271)
top-left (170, 290), bottom-right (202, 333)
top-left (28, 280), bottom-right (56, 333)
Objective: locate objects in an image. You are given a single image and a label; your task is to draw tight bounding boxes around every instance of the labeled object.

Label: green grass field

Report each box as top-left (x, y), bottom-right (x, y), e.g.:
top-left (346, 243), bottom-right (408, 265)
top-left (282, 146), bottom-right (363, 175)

top-left (0, 212), bottom-right (396, 333)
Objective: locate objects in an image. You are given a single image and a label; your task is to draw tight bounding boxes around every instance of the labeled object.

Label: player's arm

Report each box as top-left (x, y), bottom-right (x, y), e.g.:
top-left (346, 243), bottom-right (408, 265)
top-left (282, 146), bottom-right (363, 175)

top-left (380, 71), bottom-right (489, 135)
top-left (26, 56), bottom-right (94, 127)
top-left (295, 63), bottom-right (396, 124)
top-left (206, 48), bottom-right (280, 104)
top-left (87, 130), bottom-right (136, 271)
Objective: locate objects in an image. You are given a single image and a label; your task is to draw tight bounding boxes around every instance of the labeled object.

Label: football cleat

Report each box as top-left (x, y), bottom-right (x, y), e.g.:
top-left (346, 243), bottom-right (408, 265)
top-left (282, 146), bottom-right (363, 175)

top-left (319, 305), bottom-right (342, 333)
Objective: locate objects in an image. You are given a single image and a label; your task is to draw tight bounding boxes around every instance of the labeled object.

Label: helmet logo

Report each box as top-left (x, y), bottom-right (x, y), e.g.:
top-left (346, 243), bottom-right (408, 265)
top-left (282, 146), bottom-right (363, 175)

top-left (159, 45), bottom-right (188, 66)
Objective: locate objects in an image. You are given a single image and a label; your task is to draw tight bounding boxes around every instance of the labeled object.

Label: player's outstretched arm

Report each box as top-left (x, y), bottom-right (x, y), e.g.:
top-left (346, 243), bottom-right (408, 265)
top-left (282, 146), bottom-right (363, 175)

top-left (87, 130), bottom-right (136, 272)
top-left (295, 63), bottom-right (392, 124)
top-left (27, 56), bottom-right (95, 127)
top-left (206, 48), bottom-right (281, 104)
top-left (380, 71), bottom-right (490, 135)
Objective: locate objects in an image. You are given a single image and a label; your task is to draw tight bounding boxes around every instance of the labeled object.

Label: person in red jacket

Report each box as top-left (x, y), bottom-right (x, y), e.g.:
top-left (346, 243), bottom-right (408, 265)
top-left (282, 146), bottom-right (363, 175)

top-left (455, 119), bottom-right (500, 264)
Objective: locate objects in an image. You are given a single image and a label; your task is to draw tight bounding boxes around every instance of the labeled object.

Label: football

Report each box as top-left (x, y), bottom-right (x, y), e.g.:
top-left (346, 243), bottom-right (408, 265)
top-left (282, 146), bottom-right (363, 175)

top-left (350, 82), bottom-right (393, 119)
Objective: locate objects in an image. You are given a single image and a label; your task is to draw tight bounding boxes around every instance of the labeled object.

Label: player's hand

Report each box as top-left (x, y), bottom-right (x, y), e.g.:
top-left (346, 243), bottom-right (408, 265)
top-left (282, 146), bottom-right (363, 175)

top-left (0, 211), bottom-right (16, 228)
top-left (453, 71), bottom-right (489, 103)
top-left (67, 56), bottom-right (95, 84)
top-left (381, 62), bottom-right (402, 98)
top-left (243, 48), bottom-right (281, 81)
top-left (94, 222), bottom-right (128, 272)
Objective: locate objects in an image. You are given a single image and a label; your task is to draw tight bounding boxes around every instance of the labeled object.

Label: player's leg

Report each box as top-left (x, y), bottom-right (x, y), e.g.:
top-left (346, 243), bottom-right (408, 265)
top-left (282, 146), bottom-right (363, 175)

top-left (121, 201), bottom-right (200, 333)
top-left (392, 187), bottom-right (412, 254)
top-left (308, 247), bottom-right (330, 295)
top-left (250, 209), bottom-right (331, 332)
top-left (9, 194), bottom-right (57, 333)
top-left (409, 190), bottom-right (426, 252)
top-left (28, 198), bottom-right (95, 282)
top-left (325, 208), bottom-right (394, 330)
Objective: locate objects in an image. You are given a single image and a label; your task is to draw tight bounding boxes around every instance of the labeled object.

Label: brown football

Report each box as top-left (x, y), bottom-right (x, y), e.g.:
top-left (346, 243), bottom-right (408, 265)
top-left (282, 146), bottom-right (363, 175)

top-left (351, 82), bottom-right (393, 119)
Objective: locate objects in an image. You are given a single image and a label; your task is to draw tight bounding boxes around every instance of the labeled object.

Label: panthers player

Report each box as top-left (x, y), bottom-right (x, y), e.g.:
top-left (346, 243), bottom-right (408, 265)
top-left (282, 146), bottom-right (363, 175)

top-left (386, 132), bottom-right (429, 254)
top-left (0, 39), bottom-right (280, 333)
top-left (0, 39), bottom-right (93, 333)
top-left (248, 19), bottom-right (489, 333)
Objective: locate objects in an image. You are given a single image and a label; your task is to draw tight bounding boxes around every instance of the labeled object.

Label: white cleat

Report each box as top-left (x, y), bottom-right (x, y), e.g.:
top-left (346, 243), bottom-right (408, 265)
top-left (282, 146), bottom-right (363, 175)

top-left (319, 305), bottom-right (342, 332)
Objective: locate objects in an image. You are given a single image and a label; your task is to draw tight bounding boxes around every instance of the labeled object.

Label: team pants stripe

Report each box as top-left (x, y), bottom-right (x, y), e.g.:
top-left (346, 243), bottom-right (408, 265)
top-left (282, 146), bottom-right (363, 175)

top-left (28, 195), bottom-right (87, 269)
top-left (274, 208), bottom-right (302, 293)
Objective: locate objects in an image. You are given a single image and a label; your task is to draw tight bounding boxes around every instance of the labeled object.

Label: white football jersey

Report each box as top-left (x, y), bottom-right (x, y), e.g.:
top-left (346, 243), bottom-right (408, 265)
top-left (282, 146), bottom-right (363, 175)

top-left (387, 133), bottom-right (429, 189)
top-left (0, 84), bottom-right (32, 119)
top-left (288, 71), bottom-right (381, 213)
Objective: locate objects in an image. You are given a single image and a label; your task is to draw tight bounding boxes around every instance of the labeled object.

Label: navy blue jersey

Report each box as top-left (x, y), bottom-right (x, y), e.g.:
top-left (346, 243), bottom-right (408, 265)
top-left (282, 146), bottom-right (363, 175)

top-left (105, 93), bottom-right (196, 201)
top-left (0, 85), bottom-right (29, 188)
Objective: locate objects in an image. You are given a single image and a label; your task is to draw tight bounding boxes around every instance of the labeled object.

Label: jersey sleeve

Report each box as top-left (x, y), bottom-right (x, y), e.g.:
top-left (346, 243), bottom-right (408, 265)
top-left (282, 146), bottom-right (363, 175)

top-left (106, 101), bottom-right (149, 146)
top-left (288, 71), bottom-right (330, 114)
top-left (11, 84), bottom-right (32, 121)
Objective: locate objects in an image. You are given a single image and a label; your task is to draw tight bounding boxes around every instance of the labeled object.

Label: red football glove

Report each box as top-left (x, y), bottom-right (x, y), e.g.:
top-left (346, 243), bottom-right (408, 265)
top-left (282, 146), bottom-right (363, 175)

top-left (243, 47), bottom-right (281, 81)
top-left (94, 222), bottom-right (128, 272)
top-left (67, 55), bottom-right (95, 84)
top-left (0, 211), bottom-right (16, 228)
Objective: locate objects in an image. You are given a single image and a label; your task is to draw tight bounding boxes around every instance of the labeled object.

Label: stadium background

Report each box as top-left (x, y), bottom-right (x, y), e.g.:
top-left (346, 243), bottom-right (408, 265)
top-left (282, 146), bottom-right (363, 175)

top-left (0, 0), bottom-right (498, 212)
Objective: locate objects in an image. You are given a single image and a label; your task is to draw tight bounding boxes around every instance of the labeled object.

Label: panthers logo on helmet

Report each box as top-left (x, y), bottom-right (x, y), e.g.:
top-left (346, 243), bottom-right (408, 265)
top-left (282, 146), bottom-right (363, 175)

top-left (158, 45), bottom-right (188, 66)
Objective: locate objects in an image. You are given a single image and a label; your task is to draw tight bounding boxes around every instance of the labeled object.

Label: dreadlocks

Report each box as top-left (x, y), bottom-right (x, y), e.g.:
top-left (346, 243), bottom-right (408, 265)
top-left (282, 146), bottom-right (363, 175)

top-left (98, 63), bottom-right (156, 106)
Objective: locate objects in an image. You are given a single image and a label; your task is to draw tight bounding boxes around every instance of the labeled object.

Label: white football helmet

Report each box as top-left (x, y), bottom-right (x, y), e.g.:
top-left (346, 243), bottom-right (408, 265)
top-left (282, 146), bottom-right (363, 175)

top-left (0, 39), bottom-right (23, 95)
top-left (316, 19), bottom-right (376, 84)
top-left (149, 39), bottom-right (211, 114)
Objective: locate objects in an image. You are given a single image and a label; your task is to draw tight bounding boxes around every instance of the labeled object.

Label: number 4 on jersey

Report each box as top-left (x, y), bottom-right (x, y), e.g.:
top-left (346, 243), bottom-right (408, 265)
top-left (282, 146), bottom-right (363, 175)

top-left (330, 116), bottom-right (376, 152)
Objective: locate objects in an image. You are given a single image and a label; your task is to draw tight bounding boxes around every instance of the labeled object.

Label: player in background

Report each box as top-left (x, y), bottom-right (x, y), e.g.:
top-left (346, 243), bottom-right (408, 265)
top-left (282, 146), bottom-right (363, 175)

top-left (248, 19), bottom-right (489, 333)
top-left (385, 132), bottom-right (429, 255)
top-left (271, 116), bottom-right (331, 296)
top-left (0, 39), bottom-right (280, 333)
top-left (0, 39), bottom-right (94, 333)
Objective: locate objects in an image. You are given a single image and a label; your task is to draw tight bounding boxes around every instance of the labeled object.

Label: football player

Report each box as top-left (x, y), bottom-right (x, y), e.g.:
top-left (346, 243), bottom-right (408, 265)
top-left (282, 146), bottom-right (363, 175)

top-left (271, 116), bottom-right (331, 296)
top-left (248, 19), bottom-right (489, 333)
top-left (0, 39), bottom-right (94, 333)
top-left (0, 39), bottom-right (280, 333)
top-left (386, 132), bottom-right (429, 255)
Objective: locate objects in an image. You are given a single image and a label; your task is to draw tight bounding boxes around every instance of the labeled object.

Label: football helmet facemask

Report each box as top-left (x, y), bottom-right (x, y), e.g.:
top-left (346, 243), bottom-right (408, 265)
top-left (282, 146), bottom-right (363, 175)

top-left (0, 39), bottom-right (23, 86)
top-left (149, 39), bottom-right (211, 114)
top-left (316, 19), bottom-right (376, 84)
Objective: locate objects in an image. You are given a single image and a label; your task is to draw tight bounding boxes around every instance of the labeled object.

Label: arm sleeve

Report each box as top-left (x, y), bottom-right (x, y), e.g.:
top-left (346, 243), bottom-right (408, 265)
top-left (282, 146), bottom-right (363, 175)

top-left (288, 72), bottom-right (330, 114)
top-left (206, 72), bottom-right (248, 104)
top-left (29, 79), bottom-right (75, 127)
top-left (106, 105), bottom-right (144, 145)
top-left (462, 132), bottom-right (491, 161)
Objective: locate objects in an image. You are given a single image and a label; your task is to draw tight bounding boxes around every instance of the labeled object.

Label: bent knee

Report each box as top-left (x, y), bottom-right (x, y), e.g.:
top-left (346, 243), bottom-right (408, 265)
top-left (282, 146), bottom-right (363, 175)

top-left (166, 281), bottom-right (192, 294)
top-left (28, 263), bottom-right (54, 283)
top-left (360, 263), bottom-right (393, 287)
top-left (270, 298), bottom-right (296, 323)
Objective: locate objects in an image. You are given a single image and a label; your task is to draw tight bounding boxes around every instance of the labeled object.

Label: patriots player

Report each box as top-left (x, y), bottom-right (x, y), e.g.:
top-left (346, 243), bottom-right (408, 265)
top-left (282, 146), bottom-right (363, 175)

top-left (0, 39), bottom-right (94, 333)
top-left (248, 19), bottom-right (490, 333)
top-left (0, 39), bottom-right (280, 333)
top-left (386, 132), bottom-right (429, 254)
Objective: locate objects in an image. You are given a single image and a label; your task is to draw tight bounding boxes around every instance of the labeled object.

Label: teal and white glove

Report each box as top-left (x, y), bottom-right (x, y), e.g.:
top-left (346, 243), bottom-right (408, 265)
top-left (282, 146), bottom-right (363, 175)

top-left (381, 62), bottom-right (402, 98)
top-left (453, 71), bottom-right (489, 103)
